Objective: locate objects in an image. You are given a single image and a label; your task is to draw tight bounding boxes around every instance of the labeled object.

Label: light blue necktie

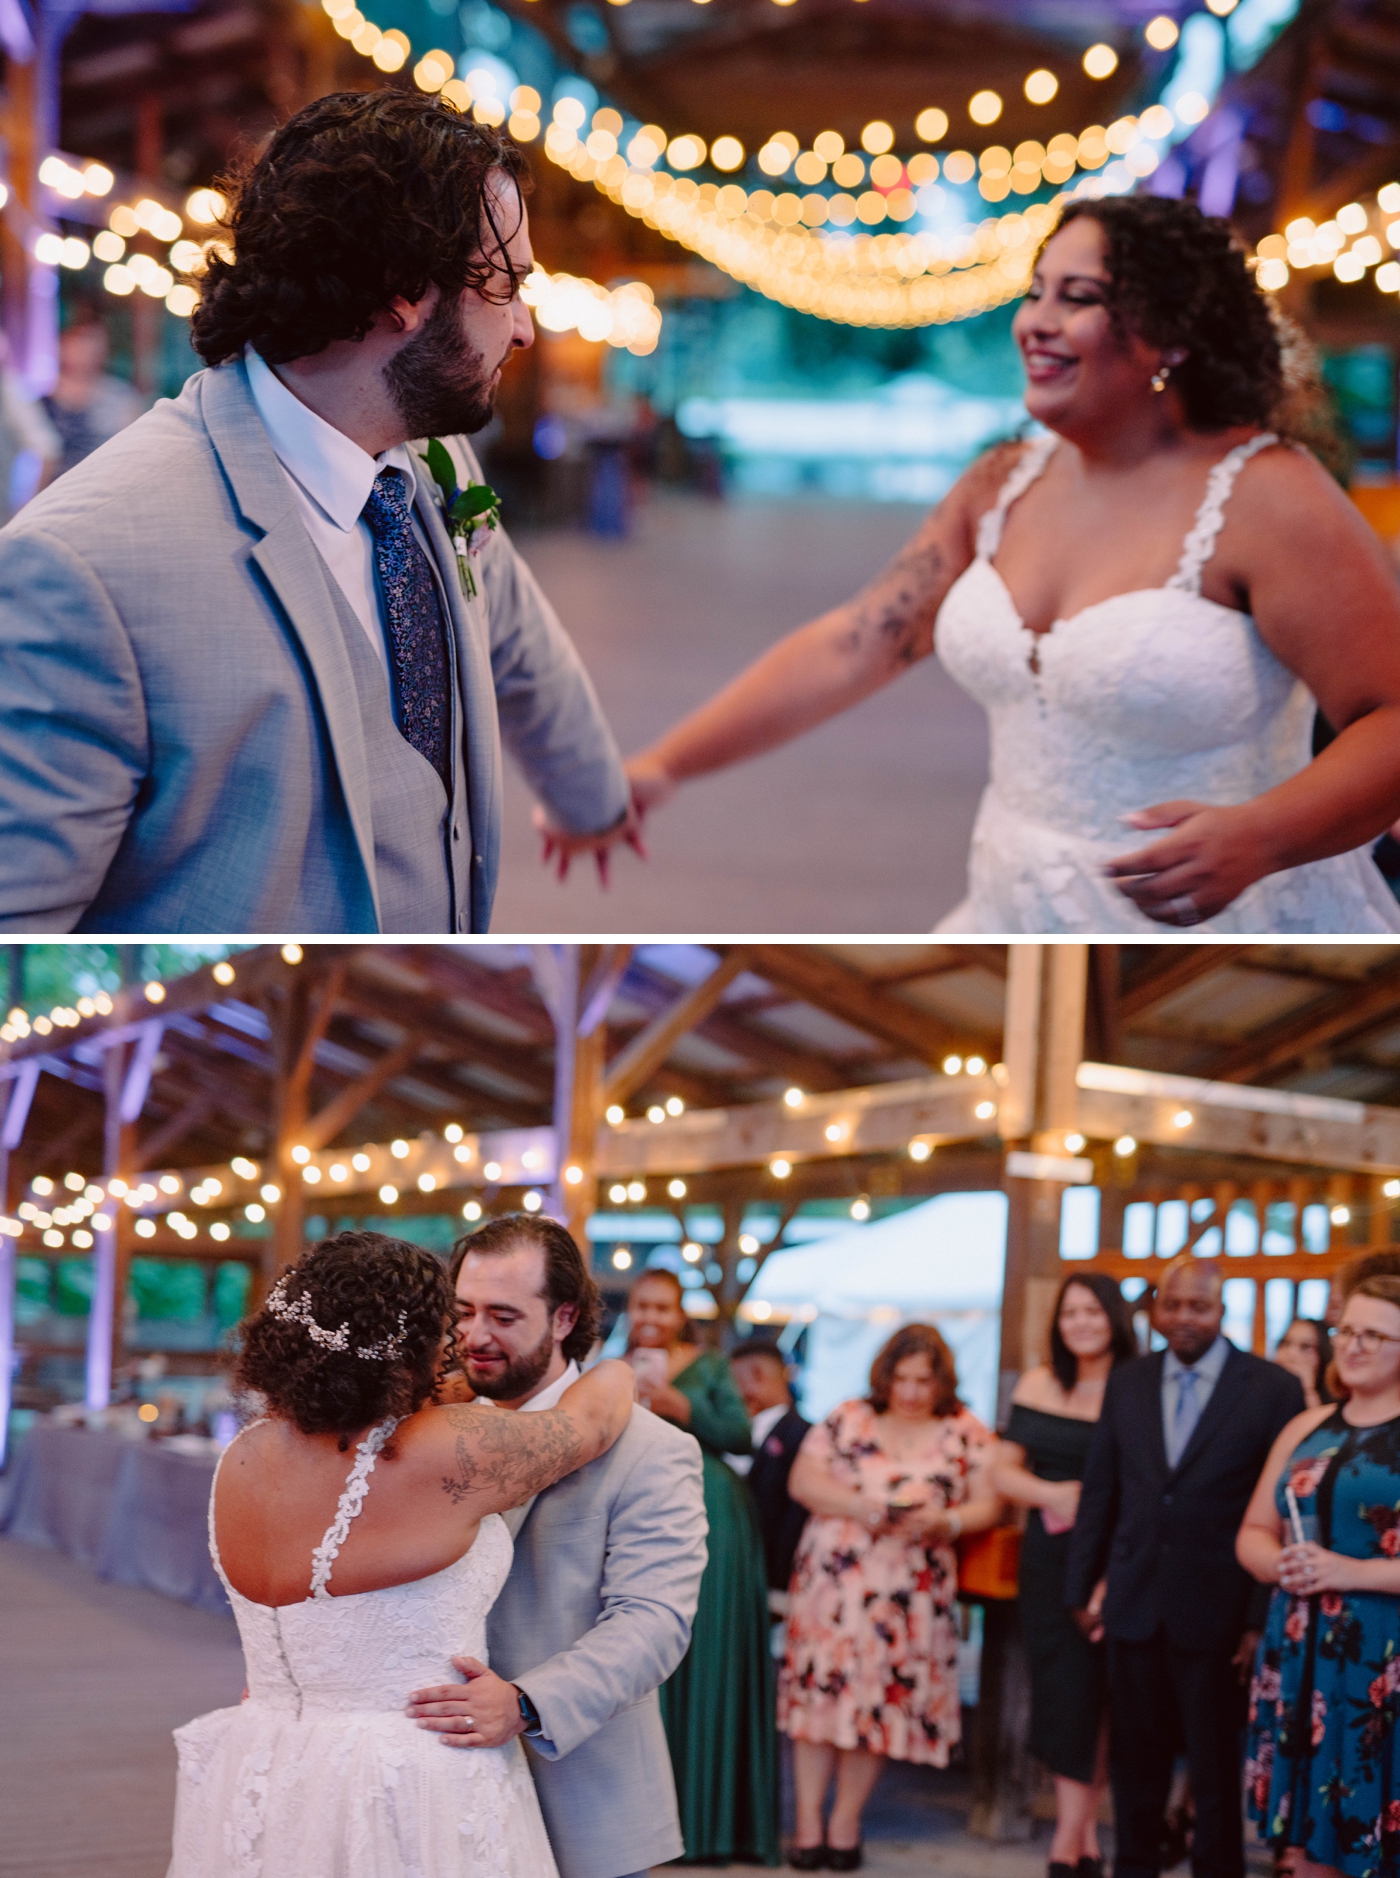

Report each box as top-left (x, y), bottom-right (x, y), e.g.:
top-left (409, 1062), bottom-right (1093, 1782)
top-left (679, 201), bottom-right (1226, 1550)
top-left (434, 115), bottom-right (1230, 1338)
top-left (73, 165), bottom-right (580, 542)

top-left (1171, 1366), bottom-right (1201, 1467)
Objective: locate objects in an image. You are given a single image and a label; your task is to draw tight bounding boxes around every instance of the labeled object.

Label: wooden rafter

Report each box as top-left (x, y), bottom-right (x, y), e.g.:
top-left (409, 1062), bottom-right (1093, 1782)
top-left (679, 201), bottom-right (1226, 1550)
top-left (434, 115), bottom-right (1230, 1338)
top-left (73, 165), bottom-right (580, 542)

top-left (603, 951), bottom-right (750, 1105)
top-left (1212, 957), bottom-right (1400, 1084)
top-left (744, 943), bottom-right (987, 1061)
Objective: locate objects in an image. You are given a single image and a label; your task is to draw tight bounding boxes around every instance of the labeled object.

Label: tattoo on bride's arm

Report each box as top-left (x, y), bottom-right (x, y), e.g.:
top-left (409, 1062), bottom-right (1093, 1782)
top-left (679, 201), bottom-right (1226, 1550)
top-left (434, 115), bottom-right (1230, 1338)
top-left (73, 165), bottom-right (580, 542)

top-left (438, 1404), bottom-right (585, 1506)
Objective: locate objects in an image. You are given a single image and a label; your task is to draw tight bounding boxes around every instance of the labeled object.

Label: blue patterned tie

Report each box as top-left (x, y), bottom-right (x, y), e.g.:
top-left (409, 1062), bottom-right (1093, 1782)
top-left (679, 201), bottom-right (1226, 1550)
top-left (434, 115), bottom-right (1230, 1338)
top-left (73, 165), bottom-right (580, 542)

top-left (360, 468), bottom-right (452, 788)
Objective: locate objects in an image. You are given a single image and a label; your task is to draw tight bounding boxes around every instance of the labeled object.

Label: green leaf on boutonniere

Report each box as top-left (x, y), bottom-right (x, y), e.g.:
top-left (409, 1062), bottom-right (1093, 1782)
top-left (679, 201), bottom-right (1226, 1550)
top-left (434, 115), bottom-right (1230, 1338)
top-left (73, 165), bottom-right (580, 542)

top-left (449, 486), bottom-right (498, 523)
top-left (422, 436), bottom-right (459, 502)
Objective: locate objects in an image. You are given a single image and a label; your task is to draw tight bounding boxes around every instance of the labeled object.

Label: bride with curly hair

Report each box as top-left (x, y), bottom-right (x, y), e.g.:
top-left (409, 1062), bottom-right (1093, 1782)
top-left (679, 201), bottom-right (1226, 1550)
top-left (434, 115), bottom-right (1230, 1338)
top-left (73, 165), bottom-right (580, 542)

top-left (568, 194), bottom-right (1400, 933)
top-left (167, 1231), bottom-right (633, 1877)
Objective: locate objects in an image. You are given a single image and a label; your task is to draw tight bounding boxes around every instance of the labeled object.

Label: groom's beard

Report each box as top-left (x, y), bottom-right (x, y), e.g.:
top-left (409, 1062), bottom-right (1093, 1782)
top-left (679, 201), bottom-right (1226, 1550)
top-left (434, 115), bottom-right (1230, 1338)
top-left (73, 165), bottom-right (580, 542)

top-left (461, 1322), bottom-right (557, 1401)
top-left (383, 291), bottom-right (499, 440)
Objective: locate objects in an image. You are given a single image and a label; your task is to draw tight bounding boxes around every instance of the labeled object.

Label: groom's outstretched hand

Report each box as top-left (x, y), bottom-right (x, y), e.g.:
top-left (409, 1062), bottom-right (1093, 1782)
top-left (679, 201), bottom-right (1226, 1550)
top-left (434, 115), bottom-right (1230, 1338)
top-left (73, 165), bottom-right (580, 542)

top-left (406, 1655), bottom-right (526, 1748)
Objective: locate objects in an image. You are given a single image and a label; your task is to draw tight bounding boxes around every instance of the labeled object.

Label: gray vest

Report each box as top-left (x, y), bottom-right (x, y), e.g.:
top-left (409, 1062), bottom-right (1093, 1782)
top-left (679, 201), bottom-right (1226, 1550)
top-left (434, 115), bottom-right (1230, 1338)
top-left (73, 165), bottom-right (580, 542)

top-left (320, 551), bottom-right (471, 933)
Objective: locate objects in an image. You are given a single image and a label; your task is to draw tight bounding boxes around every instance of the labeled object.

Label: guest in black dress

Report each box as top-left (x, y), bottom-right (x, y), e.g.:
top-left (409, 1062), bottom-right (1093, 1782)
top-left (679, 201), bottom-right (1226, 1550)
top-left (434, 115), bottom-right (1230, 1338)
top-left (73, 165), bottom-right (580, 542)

top-left (995, 1272), bottom-right (1138, 1878)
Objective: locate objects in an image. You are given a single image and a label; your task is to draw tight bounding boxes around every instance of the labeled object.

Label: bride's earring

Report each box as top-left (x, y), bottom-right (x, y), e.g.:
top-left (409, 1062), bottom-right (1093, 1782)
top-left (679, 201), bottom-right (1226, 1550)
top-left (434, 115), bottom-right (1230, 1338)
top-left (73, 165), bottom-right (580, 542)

top-left (1151, 365), bottom-right (1170, 393)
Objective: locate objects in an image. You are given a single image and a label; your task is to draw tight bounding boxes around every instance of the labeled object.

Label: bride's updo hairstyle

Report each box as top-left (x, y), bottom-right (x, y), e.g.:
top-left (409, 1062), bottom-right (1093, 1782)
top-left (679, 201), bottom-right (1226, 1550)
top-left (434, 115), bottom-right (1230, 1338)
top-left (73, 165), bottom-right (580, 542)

top-left (1047, 196), bottom-right (1338, 462)
top-left (236, 1232), bottom-right (452, 1448)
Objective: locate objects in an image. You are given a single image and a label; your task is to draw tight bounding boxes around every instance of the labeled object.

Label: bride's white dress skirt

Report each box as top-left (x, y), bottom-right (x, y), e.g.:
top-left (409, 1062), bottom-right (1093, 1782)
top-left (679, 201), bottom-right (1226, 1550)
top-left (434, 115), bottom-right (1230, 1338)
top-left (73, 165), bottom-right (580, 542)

top-left (933, 434), bottom-right (1400, 937)
top-left (169, 1504), bottom-right (559, 1878)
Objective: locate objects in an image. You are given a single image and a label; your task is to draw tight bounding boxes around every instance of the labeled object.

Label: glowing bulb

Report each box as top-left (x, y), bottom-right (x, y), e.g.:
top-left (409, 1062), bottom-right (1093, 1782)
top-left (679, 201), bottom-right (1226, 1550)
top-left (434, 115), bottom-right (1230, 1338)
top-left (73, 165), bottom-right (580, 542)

top-left (1145, 14), bottom-right (1178, 47)
top-left (484, 1161), bottom-right (502, 1181)
top-left (968, 91), bottom-right (1003, 125)
top-left (784, 1087), bottom-right (804, 1108)
top-left (1114, 1135), bottom-right (1138, 1157)
top-left (770, 1158), bottom-right (792, 1178)
top-left (144, 981), bottom-right (166, 1003)
top-left (682, 1242), bottom-right (702, 1262)
top-left (609, 1184), bottom-right (628, 1204)
top-left (1024, 70), bottom-right (1057, 104)
top-left (524, 1190), bottom-right (543, 1212)
top-left (612, 1248), bottom-right (633, 1269)
top-left (352, 1153), bottom-right (371, 1172)
top-left (975, 1101), bottom-right (997, 1120)
top-left (259, 1183), bottom-right (280, 1202)
top-left (281, 943), bottom-right (302, 964)
top-left (850, 1198), bottom-right (871, 1221)
top-left (665, 1096), bottom-right (685, 1116)
top-left (668, 1178), bottom-right (687, 1198)
top-left (565, 1165), bottom-right (585, 1186)
top-left (942, 1055), bottom-right (963, 1075)
top-left (606, 1105), bottom-right (625, 1124)
top-left (1173, 1109), bottom-right (1194, 1129)
top-left (1064, 1133), bottom-right (1086, 1153)
top-left (379, 1184), bottom-right (398, 1204)
top-left (212, 961), bottom-right (235, 985)
top-left (463, 1201), bottom-right (482, 1221)
top-left (860, 120), bottom-right (895, 154)
top-left (966, 1055), bottom-right (987, 1075)
top-left (1083, 43), bottom-right (1118, 77)
top-left (417, 1173), bottom-right (437, 1192)
top-left (627, 1180), bottom-right (646, 1202)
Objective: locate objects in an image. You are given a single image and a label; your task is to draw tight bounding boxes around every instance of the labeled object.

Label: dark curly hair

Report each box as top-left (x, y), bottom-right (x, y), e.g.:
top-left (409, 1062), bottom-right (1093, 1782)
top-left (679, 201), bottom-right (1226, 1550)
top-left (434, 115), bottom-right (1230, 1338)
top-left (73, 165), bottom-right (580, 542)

top-left (867, 1322), bottom-right (961, 1418)
top-left (236, 1231), bottom-right (452, 1447)
top-left (450, 1213), bottom-right (601, 1365)
top-left (1045, 196), bottom-right (1341, 467)
top-left (191, 89), bottom-right (530, 367)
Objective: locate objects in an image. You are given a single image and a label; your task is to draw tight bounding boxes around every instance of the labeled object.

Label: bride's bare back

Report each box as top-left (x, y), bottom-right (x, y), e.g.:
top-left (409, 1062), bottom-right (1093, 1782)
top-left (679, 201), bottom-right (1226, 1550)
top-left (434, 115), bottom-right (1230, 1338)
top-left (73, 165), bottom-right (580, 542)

top-left (216, 1386), bottom-right (627, 1607)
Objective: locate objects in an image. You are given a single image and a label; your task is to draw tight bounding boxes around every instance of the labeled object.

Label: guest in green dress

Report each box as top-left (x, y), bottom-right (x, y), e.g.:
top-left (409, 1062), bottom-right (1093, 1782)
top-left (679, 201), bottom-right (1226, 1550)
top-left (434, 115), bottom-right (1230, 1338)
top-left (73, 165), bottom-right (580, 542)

top-left (1240, 1275), bottom-right (1400, 1878)
top-left (994, 1273), bottom-right (1138, 1878)
top-left (628, 1267), bottom-right (780, 1867)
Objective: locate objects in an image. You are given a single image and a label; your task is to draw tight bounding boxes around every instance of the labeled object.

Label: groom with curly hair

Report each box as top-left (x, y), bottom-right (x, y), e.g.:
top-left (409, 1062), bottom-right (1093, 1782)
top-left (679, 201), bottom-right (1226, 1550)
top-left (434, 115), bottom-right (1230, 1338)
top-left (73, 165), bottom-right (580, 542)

top-left (0, 91), bottom-right (630, 933)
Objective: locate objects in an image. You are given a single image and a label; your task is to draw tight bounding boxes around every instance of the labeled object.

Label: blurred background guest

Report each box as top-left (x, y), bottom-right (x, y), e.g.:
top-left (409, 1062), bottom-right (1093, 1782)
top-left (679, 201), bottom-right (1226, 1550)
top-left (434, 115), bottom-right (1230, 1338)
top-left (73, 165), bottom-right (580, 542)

top-left (1066, 1259), bottom-right (1304, 1878)
top-left (41, 312), bottom-right (142, 479)
top-left (995, 1274), bottom-right (1138, 1878)
top-left (779, 1322), bottom-right (1000, 1871)
top-left (726, 1338), bottom-right (811, 1620)
top-left (0, 333), bottom-right (59, 521)
top-left (1326, 1250), bottom-right (1400, 1327)
top-left (627, 1267), bottom-right (779, 1867)
top-left (1272, 1318), bottom-right (1334, 1412)
top-left (1239, 1275), bottom-right (1400, 1878)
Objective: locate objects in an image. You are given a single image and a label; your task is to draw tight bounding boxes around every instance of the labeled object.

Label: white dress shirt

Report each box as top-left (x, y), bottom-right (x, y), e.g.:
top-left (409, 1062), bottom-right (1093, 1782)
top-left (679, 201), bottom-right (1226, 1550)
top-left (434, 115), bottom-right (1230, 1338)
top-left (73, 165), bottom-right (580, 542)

top-left (244, 347), bottom-right (429, 670)
top-left (725, 1401), bottom-right (787, 1477)
top-left (520, 1359), bottom-right (581, 1414)
top-left (1162, 1333), bottom-right (1230, 1468)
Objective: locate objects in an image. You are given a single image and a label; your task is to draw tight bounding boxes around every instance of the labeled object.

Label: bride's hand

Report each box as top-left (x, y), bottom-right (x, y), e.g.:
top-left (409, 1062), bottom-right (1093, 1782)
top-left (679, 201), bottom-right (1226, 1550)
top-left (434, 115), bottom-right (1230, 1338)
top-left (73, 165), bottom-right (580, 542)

top-left (533, 798), bottom-right (645, 885)
top-left (1103, 800), bottom-right (1266, 925)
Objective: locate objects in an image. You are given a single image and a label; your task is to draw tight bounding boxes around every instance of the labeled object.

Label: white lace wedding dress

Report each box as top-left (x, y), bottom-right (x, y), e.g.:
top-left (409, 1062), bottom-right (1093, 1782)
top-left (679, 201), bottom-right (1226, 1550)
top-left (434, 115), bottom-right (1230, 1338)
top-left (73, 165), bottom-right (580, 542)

top-left (168, 1419), bottom-right (558, 1878)
top-left (934, 431), bottom-right (1400, 933)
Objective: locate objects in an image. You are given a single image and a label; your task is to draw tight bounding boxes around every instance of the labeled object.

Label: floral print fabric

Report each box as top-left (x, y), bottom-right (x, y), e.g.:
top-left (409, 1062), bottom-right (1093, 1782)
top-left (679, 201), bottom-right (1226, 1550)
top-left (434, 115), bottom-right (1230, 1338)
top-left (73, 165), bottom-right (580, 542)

top-left (1246, 1409), bottom-right (1400, 1878)
top-left (777, 1399), bottom-right (992, 1766)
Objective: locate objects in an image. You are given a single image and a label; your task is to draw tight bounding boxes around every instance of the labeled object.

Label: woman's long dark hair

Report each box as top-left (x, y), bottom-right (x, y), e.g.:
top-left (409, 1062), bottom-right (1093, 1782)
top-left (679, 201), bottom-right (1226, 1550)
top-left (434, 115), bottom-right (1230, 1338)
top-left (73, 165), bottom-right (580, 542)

top-left (1048, 1271), bottom-right (1138, 1394)
top-left (1278, 1316), bottom-right (1334, 1404)
top-left (867, 1322), bottom-right (961, 1418)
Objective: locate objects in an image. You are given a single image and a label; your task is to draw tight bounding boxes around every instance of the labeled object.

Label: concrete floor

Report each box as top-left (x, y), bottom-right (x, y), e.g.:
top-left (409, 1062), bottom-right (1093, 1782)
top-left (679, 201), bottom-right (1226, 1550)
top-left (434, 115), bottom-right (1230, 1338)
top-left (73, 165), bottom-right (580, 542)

top-left (0, 1531), bottom-right (1043, 1878)
top-left (491, 493), bottom-right (990, 935)
top-left (0, 1532), bottom-right (1271, 1878)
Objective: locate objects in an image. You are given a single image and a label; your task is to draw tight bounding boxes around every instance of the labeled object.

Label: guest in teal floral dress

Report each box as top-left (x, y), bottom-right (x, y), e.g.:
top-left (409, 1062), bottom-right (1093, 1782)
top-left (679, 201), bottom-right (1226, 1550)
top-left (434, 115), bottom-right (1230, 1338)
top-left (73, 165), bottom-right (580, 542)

top-left (1239, 1276), bottom-right (1400, 1878)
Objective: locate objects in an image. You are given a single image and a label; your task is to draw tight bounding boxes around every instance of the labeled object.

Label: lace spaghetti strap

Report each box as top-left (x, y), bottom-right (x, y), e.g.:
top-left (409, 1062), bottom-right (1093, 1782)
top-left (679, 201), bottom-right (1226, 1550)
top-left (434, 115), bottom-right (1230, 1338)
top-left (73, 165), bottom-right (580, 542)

top-left (309, 1417), bottom-right (399, 1601)
top-left (975, 432), bottom-right (1058, 560)
top-left (1166, 431), bottom-right (1279, 597)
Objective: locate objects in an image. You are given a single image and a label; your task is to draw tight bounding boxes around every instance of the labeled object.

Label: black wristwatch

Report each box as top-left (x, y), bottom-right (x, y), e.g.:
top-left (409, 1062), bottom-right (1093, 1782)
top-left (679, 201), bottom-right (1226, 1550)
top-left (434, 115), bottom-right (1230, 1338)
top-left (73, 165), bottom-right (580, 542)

top-left (514, 1685), bottom-right (544, 1738)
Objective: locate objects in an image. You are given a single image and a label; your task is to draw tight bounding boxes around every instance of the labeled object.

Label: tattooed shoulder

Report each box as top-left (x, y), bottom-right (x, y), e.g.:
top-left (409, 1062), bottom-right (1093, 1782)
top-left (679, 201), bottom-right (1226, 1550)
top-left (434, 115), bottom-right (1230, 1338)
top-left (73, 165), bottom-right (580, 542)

top-left (437, 1403), bottom-right (586, 1508)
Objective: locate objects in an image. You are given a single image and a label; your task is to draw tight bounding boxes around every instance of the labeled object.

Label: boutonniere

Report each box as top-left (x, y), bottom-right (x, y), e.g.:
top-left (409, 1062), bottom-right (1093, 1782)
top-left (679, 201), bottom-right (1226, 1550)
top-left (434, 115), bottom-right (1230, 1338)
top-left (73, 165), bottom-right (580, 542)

top-left (417, 437), bottom-right (502, 600)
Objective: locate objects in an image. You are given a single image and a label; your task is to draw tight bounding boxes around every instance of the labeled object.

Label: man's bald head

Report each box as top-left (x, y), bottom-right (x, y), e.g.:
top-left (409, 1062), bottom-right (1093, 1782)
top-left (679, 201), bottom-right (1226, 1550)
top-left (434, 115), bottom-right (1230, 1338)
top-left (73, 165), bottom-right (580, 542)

top-left (1153, 1256), bottom-right (1225, 1364)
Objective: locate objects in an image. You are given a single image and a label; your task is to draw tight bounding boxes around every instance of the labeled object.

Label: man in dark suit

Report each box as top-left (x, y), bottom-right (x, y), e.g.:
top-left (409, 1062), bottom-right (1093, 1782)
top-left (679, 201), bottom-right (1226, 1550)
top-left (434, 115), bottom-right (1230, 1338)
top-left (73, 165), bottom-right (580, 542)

top-left (1065, 1256), bottom-right (1304, 1878)
top-left (727, 1340), bottom-right (811, 1608)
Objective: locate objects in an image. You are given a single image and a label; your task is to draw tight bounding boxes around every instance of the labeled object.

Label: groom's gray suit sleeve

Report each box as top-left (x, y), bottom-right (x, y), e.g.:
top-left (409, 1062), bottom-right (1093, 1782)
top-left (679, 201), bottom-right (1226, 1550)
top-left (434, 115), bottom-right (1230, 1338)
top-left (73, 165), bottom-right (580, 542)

top-left (516, 1421), bottom-right (707, 1760)
top-left (446, 436), bottom-right (629, 841)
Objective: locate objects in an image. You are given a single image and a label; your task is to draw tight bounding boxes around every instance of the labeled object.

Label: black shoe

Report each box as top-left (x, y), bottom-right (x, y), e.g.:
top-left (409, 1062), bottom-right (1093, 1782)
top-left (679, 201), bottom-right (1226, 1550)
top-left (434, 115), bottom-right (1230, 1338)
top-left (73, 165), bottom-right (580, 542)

top-left (1050, 1864), bottom-right (1078, 1878)
top-left (1078, 1860), bottom-right (1104, 1878)
top-left (826, 1850), bottom-right (863, 1873)
top-left (787, 1848), bottom-right (826, 1872)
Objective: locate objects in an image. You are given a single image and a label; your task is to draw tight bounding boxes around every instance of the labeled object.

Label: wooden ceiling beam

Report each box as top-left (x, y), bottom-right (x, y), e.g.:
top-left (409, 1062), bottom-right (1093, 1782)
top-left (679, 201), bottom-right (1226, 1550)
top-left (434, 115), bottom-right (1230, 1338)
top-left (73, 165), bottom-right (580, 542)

top-left (1118, 944), bottom-right (1255, 1020)
top-left (603, 951), bottom-right (750, 1105)
top-left (620, 956), bottom-right (855, 1092)
top-left (742, 944), bottom-right (983, 1062)
top-left (1210, 958), bottom-right (1400, 1083)
top-left (300, 1033), bottom-right (429, 1154)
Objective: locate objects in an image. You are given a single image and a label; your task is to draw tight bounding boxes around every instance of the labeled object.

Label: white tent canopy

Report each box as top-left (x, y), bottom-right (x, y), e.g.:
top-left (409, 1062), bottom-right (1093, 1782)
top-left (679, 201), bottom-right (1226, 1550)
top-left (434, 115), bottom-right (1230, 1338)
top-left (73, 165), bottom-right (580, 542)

top-left (747, 1192), bottom-right (1009, 1426)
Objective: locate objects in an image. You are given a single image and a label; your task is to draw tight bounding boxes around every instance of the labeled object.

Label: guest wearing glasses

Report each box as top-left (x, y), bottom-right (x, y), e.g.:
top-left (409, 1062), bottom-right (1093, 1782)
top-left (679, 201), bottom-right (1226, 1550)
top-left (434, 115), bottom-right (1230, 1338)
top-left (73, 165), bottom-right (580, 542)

top-left (1239, 1275), bottom-right (1400, 1878)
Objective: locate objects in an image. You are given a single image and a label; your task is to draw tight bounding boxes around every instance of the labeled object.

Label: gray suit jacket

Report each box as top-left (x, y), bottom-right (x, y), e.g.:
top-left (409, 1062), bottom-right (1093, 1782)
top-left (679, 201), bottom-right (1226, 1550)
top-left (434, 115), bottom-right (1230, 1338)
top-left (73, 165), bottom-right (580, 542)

top-left (0, 358), bottom-right (628, 933)
top-left (488, 1405), bottom-right (707, 1878)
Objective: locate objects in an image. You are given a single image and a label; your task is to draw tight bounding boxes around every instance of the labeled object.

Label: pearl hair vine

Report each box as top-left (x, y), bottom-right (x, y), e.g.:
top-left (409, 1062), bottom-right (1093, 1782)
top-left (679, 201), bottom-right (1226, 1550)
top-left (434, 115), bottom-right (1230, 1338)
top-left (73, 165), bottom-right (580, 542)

top-left (265, 1274), bottom-right (408, 1362)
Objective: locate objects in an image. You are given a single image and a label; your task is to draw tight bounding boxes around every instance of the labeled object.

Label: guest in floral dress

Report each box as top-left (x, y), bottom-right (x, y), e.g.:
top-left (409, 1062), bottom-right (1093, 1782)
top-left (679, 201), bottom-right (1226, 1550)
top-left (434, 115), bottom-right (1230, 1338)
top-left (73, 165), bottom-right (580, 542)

top-left (778, 1323), bottom-right (1001, 1871)
top-left (1239, 1276), bottom-right (1400, 1878)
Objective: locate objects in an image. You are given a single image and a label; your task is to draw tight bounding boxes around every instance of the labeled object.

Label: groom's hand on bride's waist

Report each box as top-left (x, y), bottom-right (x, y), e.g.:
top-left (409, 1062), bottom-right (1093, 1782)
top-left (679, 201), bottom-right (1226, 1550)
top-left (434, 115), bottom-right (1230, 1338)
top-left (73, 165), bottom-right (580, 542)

top-left (405, 1655), bottom-right (530, 1749)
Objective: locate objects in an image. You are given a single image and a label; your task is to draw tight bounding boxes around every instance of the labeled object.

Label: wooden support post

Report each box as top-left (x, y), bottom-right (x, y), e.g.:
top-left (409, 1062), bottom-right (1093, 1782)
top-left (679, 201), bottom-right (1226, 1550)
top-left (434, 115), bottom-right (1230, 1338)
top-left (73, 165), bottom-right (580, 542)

top-left (534, 946), bottom-right (612, 1249)
top-left (973, 943), bottom-right (1088, 1845)
top-left (0, 1060), bottom-right (39, 1466)
top-left (86, 1040), bottom-right (137, 1408)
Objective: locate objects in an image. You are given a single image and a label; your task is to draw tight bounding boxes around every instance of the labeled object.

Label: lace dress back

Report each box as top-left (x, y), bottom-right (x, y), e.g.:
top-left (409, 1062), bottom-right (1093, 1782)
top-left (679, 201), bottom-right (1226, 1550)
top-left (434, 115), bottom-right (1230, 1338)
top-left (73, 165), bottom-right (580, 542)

top-left (934, 433), bottom-right (1400, 933)
top-left (167, 1419), bottom-right (558, 1878)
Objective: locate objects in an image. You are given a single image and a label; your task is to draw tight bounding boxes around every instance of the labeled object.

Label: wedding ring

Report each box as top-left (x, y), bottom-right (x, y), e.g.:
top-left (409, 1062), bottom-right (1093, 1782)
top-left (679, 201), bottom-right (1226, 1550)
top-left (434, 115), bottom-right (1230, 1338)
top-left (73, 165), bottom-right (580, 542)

top-left (1167, 893), bottom-right (1200, 924)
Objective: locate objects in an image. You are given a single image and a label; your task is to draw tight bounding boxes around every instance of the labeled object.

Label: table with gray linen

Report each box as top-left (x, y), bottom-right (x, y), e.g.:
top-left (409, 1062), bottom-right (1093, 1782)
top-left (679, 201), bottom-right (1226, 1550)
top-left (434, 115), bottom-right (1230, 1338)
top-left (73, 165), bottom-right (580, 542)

top-left (0, 1421), bottom-right (228, 1613)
